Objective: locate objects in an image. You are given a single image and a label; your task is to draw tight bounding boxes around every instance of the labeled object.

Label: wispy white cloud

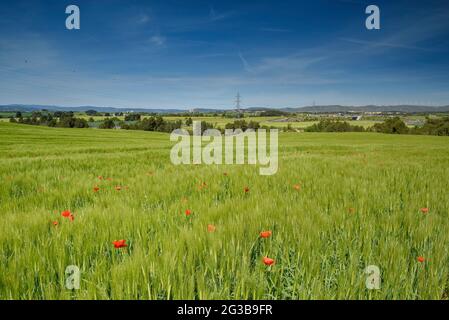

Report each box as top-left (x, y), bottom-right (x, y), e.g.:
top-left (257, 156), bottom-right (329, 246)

top-left (237, 49), bottom-right (327, 75)
top-left (253, 54), bottom-right (326, 73)
top-left (260, 27), bottom-right (291, 33)
top-left (150, 35), bottom-right (166, 47)
top-left (339, 37), bottom-right (433, 51)
top-left (238, 51), bottom-right (252, 72)
top-left (340, 9), bottom-right (449, 53)
top-left (209, 6), bottom-right (235, 22)
top-left (195, 52), bottom-right (231, 59)
top-left (152, 6), bottom-right (236, 34)
top-left (137, 14), bottom-right (150, 24)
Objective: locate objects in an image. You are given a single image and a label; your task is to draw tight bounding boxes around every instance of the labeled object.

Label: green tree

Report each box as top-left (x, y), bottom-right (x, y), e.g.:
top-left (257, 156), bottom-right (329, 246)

top-left (85, 110), bottom-right (98, 116)
top-left (99, 118), bottom-right (115, 129)
top-left (372, 117), bottom-right (408, 134)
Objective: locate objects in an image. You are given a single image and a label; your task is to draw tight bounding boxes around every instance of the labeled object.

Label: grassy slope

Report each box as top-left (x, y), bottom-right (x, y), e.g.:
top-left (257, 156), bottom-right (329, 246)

top-left (0, 122), bottom-right (449, 299)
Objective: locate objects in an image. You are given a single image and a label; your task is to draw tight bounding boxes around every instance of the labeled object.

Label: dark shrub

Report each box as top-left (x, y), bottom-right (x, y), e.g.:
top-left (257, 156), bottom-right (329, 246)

top-left (371, 117), bottom-right (409, 134)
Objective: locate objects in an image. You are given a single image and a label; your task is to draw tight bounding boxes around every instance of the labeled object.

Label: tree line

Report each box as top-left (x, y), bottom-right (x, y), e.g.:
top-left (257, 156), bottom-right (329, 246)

top-left (8, 111), bottom-right (449, 136)
top-left (8, 111), bottom-right (183, 132)
top-left (304, 117), bottom-right (449, 136)
top-left (9, 111), bottom-right (89, 128)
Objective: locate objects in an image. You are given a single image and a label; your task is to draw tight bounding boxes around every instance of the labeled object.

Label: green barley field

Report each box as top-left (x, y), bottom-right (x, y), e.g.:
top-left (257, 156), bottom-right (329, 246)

top-left (1, 121), bottom-right (449, 300)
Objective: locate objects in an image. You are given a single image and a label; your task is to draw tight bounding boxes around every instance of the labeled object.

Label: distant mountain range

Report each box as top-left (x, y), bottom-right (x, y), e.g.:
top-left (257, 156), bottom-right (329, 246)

top-left (285, 105), bottom-right (449, 113)
top-left (0, 104), bottom-right (186, 114)
top-left (1, 104), bottom-right (449, 114)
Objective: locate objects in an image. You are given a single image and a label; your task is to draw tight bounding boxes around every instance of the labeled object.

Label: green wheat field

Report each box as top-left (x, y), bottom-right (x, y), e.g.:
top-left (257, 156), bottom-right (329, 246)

top-left (1, 121), bottom-right (448, 300)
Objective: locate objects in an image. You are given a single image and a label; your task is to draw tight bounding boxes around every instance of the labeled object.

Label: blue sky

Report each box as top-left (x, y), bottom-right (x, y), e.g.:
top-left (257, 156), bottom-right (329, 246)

top-left (1, 0), bottom-right (449, 109)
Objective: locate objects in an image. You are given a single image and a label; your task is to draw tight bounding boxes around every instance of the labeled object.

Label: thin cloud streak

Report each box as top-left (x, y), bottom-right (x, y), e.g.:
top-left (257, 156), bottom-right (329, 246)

top-left (238, 51), bottom-right (252, 72)
top-left (260, 27), bottom-right (292, 33)
top-left (150, 35), bottom-right (166, 47)
top-left (209, 6), bottom-right (236, 22)
top-left (339, 37), bottom-right (434, 51)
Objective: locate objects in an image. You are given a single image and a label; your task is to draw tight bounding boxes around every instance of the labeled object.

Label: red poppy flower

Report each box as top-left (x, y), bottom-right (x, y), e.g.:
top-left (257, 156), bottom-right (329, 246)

top-left (207, 224), bottom-right (216, 233)
top-left (244, 186), bottom-right (250, 193)
top-left (185, 209), bottom-right (192, 216)
top-left (61, 210), bottom-right (74, 221)
top-left (417, 256), bottom-right (425, 263)
top-left (115, 186), bottom-right (122, 191)
top-left (112, 239), bottom-right (128, 249)
top-left (260, 231), bottom-right (272, 239)
top-left (293, 184), bottom-right (301, 191)
top-left (93, 186), bottom-right (100, 192)
top-left (61, 210), bottom-right (72, 218)
top-left (52, 221), bottom-right (58, 226)
top-left (420, 208), bottom-right (429, 214)
top-left (262, 257), bottom-right (275, 266)
top-left (98, 176), bottom-right (103, 180)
